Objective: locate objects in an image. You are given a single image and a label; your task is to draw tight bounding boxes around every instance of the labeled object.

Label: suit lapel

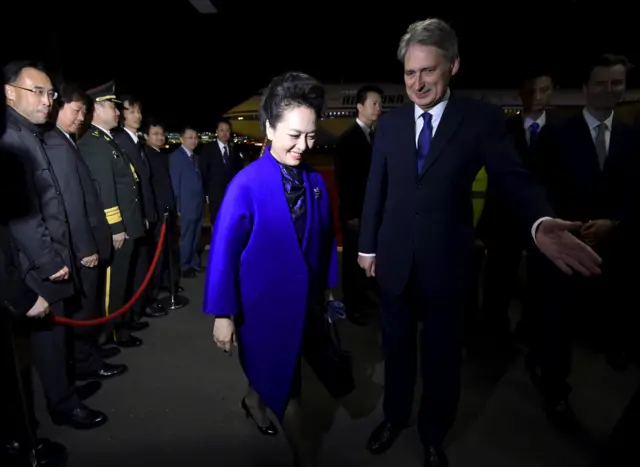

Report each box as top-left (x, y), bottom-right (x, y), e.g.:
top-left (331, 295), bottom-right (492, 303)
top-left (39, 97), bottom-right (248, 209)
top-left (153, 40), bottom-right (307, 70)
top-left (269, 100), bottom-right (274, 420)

top-left (419, 96), bottom-right (464, 178)
top-left (394, 105), bottom-right (419, 179)
top-left (510, 116), bottom-right (530, 158)
top-left (93, 126), bottom-right (126, 159)
top-left (606, 118), bottom-right (626, 171)
top-left (54, 127), bottom-right (78, 153)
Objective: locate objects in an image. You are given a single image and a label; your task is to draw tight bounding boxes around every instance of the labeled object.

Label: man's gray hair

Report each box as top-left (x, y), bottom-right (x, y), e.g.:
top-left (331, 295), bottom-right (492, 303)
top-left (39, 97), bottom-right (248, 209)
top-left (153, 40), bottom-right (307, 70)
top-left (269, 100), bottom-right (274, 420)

top-left (397, 18), bottom-right (459, 63)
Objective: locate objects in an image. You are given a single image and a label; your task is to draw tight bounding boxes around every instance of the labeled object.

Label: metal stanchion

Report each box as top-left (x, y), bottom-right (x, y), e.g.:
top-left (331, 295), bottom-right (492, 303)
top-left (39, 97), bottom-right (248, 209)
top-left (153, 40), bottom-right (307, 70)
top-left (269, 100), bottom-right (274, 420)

top-left (156, 209), bottom-right (189, 310)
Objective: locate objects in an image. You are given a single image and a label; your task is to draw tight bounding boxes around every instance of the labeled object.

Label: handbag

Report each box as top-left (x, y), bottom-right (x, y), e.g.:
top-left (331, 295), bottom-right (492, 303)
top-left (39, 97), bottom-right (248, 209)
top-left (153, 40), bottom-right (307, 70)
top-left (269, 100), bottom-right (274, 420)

top-left (302, 300), bottom-right (355, 399)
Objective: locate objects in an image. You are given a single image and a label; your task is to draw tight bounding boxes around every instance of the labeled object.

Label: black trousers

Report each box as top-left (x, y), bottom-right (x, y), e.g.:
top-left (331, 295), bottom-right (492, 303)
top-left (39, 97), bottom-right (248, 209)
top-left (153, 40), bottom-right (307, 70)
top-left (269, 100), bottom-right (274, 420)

top-left (28, 303), bottom-right (80, 415)
top-left (0, 312), bottom-right (36, 444)
top-left (527, 251), bottom-right (612, 402)
top-left (341, 224), bottom-right (374, 314)
top-left (104, 237), bottom-right (136, 331)
top-left (481, 240), bottom-right (524, 338)
top-left (593, 382), bottom-right (640, 467)
top-left (153, 216), bottom-right (180, 292)
top-left (132, 227), bottom-right (155, 319)
top-left (72, 264), bottom-right (104, 373)
top-left (379, 270), bottom-right (465, 448)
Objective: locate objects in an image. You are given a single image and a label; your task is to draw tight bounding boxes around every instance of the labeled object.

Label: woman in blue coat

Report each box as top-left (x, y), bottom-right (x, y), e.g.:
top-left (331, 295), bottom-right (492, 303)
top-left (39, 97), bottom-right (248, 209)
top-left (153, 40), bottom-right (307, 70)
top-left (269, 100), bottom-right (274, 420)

top-left (203, 72), bottom-right (338, 467)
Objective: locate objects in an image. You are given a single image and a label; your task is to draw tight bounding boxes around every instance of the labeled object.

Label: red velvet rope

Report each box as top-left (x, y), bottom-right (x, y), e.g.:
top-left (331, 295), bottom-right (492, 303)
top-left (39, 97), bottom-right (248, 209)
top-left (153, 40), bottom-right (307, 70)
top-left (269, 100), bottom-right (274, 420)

top-left (53, 222), bottom-right (166, 327)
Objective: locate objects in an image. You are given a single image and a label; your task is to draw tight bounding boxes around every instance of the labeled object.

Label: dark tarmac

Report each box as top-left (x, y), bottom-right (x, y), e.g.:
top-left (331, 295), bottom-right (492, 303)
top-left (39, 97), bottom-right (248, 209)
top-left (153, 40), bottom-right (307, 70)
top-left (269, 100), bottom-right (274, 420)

top-left (34, 258), bottom-right (639, 467)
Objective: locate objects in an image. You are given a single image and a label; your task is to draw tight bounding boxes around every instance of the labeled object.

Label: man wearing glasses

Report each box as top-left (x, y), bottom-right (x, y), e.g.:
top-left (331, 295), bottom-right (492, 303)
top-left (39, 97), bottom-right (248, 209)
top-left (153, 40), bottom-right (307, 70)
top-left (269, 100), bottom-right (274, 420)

top-left (1, 60), bottom-right (107, 430)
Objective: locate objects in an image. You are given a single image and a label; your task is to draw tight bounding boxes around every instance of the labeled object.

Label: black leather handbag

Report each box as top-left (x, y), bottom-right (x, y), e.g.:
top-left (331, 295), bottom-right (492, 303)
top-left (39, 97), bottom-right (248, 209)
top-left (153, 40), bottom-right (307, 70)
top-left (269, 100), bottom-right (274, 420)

top-left (302, 300), bottom-right (355, 399)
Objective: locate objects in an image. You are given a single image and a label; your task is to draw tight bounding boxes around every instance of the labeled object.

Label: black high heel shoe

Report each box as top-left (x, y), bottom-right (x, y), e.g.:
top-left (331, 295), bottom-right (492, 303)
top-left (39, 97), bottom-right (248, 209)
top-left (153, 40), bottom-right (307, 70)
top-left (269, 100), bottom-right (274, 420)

top-left (241, 397), bottom-right (278, 436)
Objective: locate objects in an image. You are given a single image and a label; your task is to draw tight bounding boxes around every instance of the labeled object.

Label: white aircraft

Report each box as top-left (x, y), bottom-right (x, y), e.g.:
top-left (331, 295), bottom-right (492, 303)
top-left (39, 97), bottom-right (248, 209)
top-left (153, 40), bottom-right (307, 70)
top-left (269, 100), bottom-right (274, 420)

top-left (224, 83), bottom-right (640, 145)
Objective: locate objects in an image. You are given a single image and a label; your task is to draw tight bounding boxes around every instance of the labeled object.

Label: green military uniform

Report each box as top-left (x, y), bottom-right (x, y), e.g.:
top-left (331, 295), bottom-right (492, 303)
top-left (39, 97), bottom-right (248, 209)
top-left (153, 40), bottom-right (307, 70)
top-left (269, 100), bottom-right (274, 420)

top-left (77, 82), bottom-right (144, 342)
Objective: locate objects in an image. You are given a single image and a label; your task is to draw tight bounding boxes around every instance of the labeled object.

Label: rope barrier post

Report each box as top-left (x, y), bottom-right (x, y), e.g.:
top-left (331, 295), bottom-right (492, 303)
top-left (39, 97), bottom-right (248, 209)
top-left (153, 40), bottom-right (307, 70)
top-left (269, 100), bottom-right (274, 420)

top-left (156, 208), bottom-right (189, 311)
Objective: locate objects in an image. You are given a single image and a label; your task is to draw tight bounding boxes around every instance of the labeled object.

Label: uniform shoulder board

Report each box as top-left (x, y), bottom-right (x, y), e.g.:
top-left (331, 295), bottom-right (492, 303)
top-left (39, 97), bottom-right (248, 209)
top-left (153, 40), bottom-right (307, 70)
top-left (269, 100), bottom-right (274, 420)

top-left (91, 131), bottom-right (100, 137)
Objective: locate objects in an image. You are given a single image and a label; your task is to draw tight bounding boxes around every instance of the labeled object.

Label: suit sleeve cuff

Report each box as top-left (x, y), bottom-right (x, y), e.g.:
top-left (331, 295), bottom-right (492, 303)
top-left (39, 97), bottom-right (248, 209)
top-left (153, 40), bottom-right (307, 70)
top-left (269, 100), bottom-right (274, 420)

top-left (358, 253), bottom-right (376, 257)
top-left (37, 257), bottom-right (66, 279)
top-left (531, 216), bottom-right (553, 244)
top-left (109, 221), bottom-right (125, 235)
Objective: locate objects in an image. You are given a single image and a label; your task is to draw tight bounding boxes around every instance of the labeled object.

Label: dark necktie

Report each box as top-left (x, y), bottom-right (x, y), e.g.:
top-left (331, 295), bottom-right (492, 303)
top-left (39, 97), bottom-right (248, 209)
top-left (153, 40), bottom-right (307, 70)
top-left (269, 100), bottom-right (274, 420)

top-left (138, 143), bottom-right (149, 168)
top-left (222, 146), bottom-right (229, 165)
top-left (417, 112), bottom-right (433, 173)
top-left (594, 123), bottom-right (608, 169)
top-left (369, 128), bottom-right (375, 144)
top-left (529, 121), bottom-right (540, 152)
top-left (188, 153), bottom-right (195, 166)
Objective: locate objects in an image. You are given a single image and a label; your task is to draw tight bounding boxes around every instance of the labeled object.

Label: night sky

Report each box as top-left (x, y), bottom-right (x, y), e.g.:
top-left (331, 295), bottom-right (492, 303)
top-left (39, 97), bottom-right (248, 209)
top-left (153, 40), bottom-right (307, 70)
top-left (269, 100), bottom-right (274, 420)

top-left (1, 1), bottom-right (633, 130)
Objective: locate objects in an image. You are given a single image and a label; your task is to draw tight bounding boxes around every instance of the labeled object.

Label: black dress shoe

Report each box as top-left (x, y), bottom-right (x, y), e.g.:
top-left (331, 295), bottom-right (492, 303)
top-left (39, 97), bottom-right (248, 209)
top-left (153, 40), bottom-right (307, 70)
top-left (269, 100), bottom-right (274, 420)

top-left (129, 321), bottom-right (150, 331)
top-left (347, 312), bottom-right (368, 326)
top-left (51, 404), bottom-right (108, 430)
top-left (606, 349), bottom-right (630, 372)
top-left (3, 438), bottom-right (68, 467)
top-left (425, 446), bottom-right (449, 467)
top-left (545, 398), bottom-right (578, 431)
top-left (366, 420), bottom-right (404, 454)
top-left (144, 306), bottom-right (167, 318)
top-left (241, 397), bottom-right (278, 436)
top-left (35, 439), bottom-right (69, 467)
top-left (113, 334), bottom-right (143, 348)
top-left (100, 346), bottom-right (121, 359)
top-left (76, 381), bottom-right (102, 400)
top-left (76, 362), bottom-right (128, 381)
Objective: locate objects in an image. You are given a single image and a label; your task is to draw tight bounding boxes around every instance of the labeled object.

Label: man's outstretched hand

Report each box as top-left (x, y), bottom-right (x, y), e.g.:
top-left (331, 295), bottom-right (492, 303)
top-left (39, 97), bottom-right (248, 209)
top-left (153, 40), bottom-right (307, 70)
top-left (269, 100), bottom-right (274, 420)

top-left (535, 219), bottom-right (602, 276)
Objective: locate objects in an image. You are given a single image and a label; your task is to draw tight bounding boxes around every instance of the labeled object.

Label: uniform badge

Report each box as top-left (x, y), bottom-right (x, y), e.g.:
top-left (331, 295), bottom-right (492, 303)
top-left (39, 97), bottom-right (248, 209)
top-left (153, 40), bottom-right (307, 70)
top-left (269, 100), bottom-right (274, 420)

top-left (313, 187), bottom-right (321, 199)
top-left (112, 151), bottom-right (119, 159)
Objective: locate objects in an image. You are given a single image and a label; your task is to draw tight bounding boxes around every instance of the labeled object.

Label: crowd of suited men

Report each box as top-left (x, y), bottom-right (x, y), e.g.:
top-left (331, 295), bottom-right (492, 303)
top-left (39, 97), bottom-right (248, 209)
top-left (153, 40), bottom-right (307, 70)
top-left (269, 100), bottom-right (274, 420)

top-left (0, 59), bottom-right (243, 467)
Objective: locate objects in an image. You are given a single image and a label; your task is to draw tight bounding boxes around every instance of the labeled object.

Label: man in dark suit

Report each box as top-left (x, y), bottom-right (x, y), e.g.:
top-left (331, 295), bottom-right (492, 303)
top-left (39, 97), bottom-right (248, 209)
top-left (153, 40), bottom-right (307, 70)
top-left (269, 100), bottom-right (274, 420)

top-left (113, 96), bottom-right (165, 321)
top-left (169, 126), bottom-right (204, 278)
top-left (476, 71), bottom-right (555, 351)
top-left (2, 61), bottom-right (107, 430)
top-left (0, 67), bottom-right (68, 467)
top-left (526, 54), bottom-right (640, 430)
top-left (141, 120), bottom-right (181, 295)
top-left (78, 82), bottom-right (146, 348)
top-left (334, 85), bottom-right (383, 325)
top-left (357, 19), bottom-right (601, 466)
top-left (200, 118), bottom-right (243, 230)
top-left (45, 82), bottom-right (128, 381)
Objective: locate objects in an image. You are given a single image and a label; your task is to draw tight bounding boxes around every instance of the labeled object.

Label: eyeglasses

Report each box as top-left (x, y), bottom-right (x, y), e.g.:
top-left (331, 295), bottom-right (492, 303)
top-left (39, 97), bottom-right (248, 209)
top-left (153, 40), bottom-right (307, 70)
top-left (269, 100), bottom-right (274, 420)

top-left (8, 84), bottom-right (58, 100)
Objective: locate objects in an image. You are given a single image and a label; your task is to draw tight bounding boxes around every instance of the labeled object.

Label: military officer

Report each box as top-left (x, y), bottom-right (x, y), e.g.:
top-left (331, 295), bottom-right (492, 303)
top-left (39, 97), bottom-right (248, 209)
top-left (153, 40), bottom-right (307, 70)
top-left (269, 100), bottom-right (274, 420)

top-left (77, 82), bottom-right (145, 348)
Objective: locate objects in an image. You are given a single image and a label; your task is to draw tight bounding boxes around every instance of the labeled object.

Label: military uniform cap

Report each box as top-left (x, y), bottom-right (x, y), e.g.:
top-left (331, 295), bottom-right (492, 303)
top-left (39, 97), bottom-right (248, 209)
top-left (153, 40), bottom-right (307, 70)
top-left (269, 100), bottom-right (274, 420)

top-left (86, 81), bottom-right (121, 103)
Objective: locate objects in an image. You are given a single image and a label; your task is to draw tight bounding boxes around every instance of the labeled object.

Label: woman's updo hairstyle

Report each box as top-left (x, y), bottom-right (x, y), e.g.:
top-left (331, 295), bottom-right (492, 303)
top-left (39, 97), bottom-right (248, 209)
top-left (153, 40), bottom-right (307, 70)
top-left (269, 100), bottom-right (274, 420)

top-left (259, 72), bottom-right (325, 133)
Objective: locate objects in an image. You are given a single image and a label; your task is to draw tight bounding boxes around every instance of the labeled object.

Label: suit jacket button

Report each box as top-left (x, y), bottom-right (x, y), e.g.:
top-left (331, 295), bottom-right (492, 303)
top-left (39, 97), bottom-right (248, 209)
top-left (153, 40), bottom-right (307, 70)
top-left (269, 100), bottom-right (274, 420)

top-left (415, 184), bottom-right (421, 189)
top-left (414, 212), bottom-right (419, 217)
